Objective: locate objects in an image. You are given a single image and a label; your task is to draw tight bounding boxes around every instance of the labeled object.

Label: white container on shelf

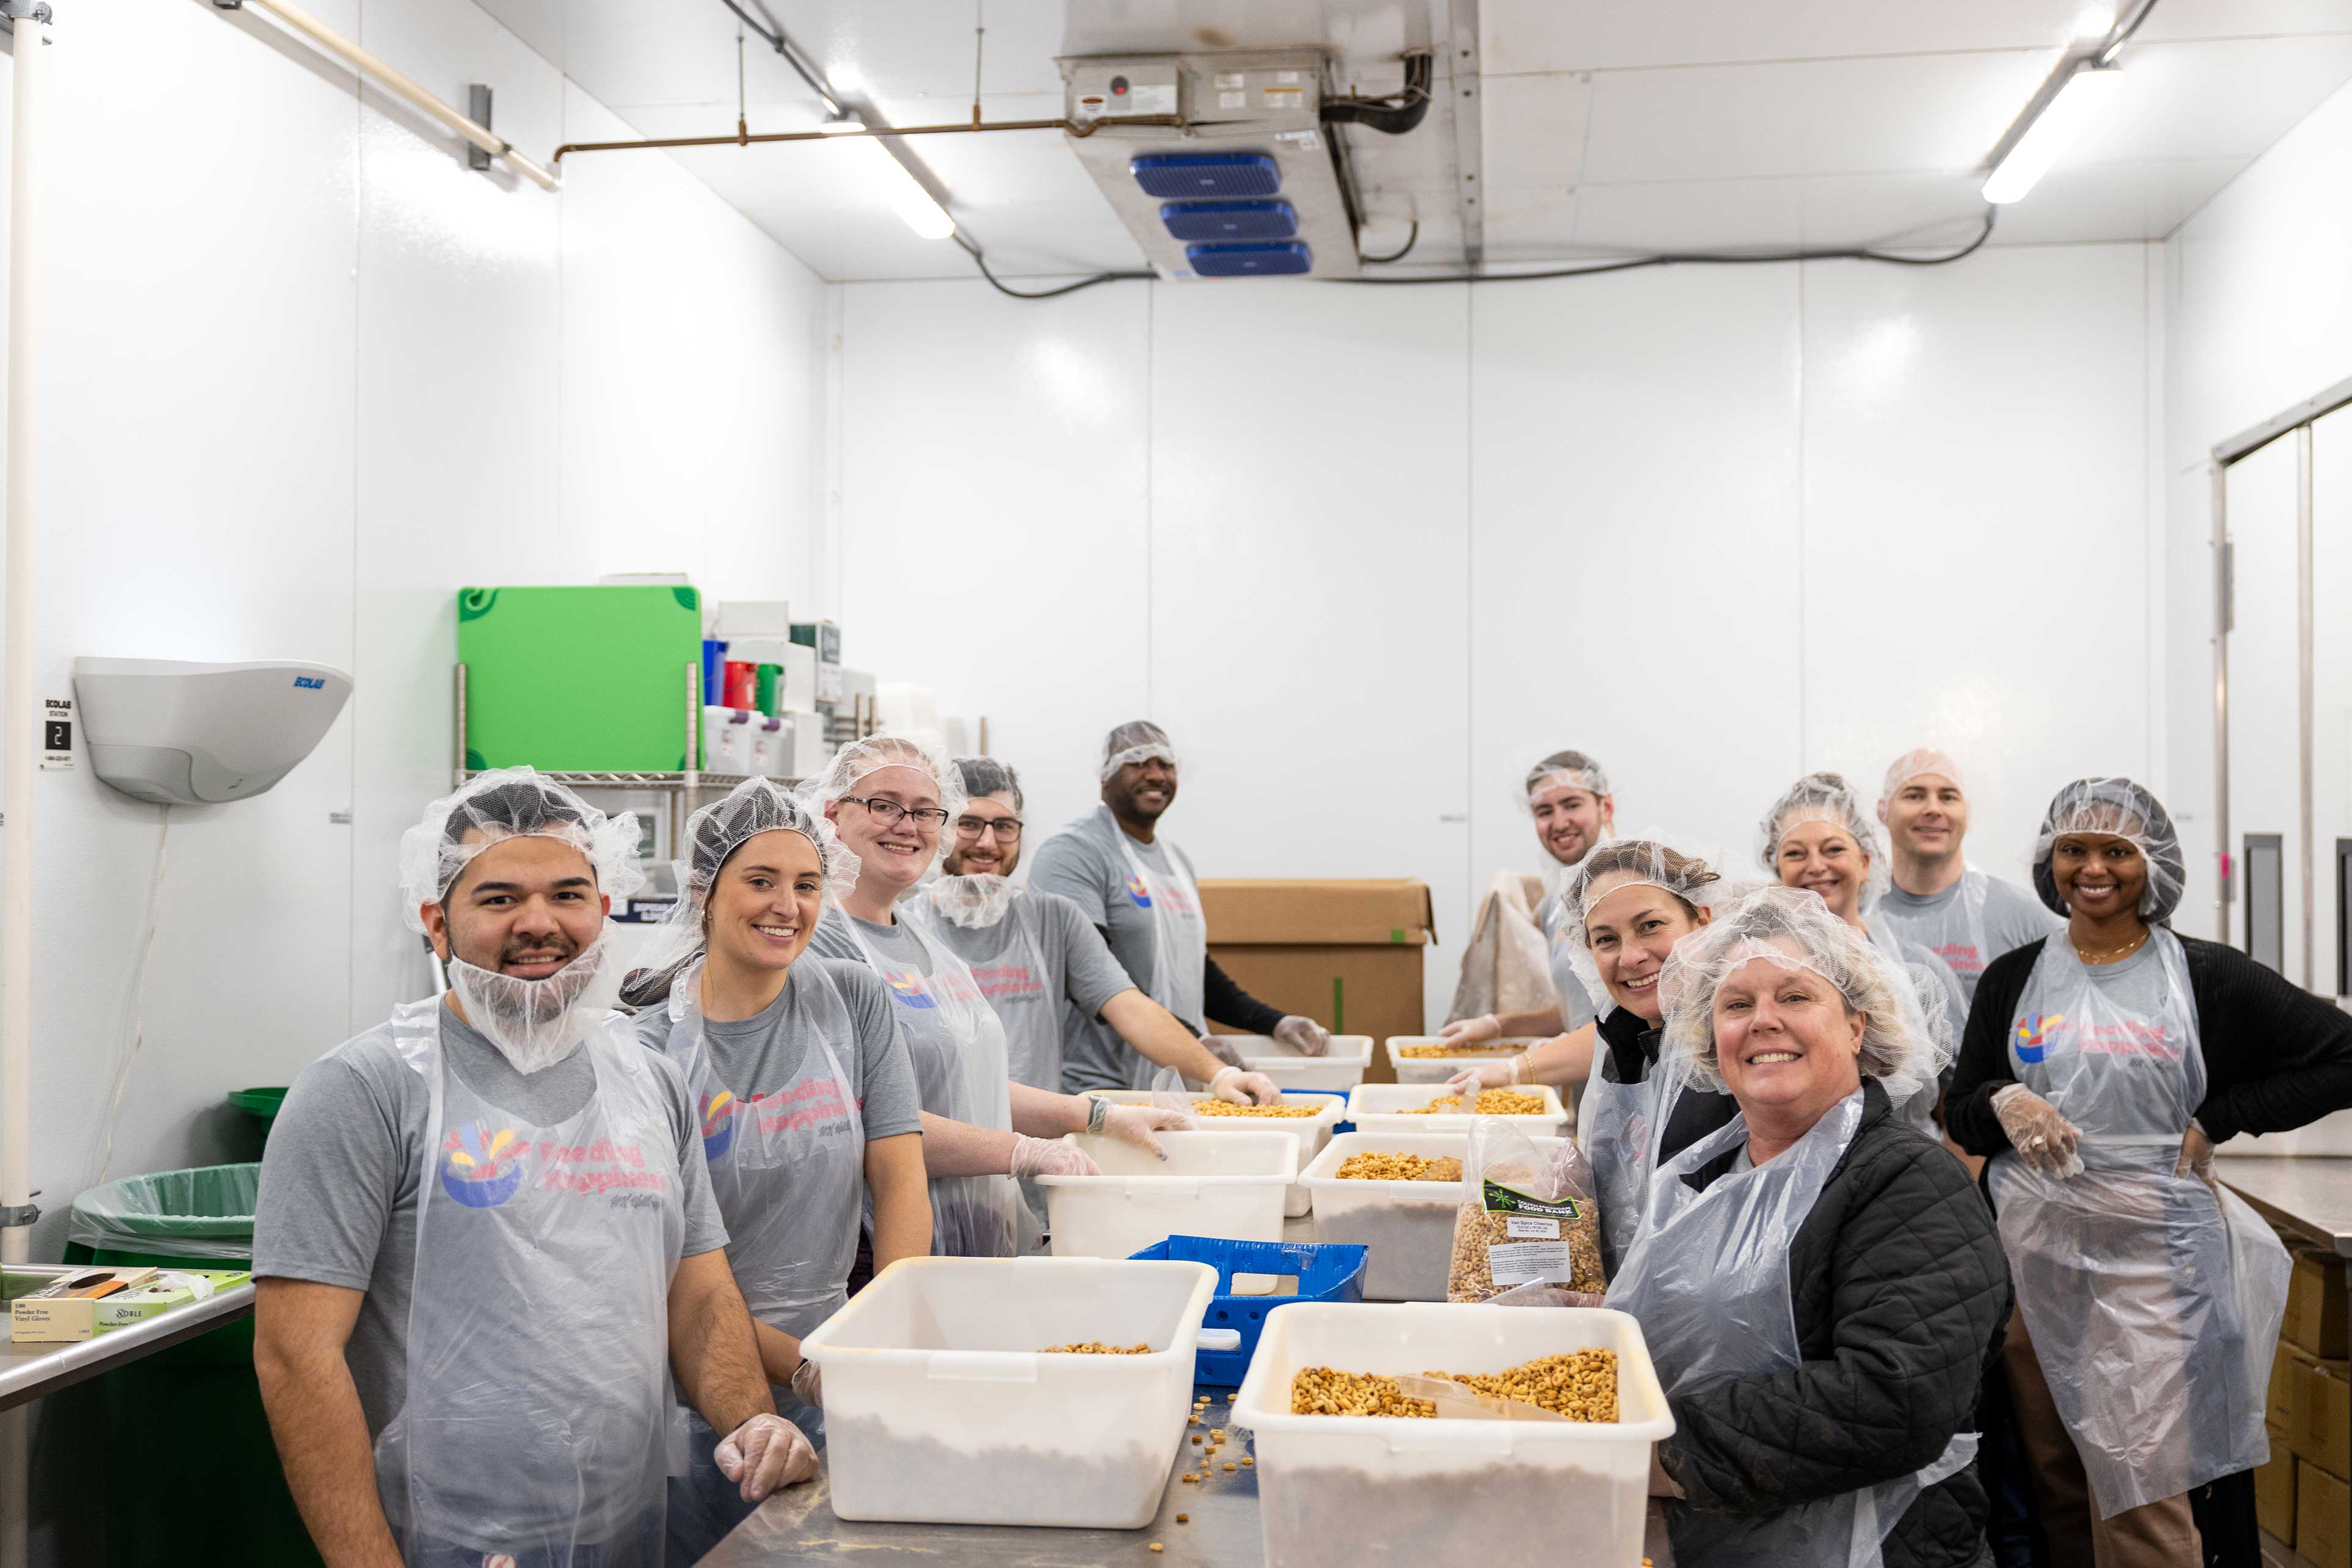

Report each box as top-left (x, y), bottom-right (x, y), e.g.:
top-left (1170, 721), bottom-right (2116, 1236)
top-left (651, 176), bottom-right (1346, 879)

top-left (1346, 1082), bottom-right (1570, 1138)
top-left (1091, 1090), bottom-right (1346, 1218)
top-left (1231, 1301), bottom-right (1673, 1567)
top-left (1212, 1033), bottom-right (1375, 1094)
top-left (800, 1256), bottom-right (1217, 1528)
top-left (1035, 1130), bottom-right (1296, 1259)
top-left (1386, 1035), bottom-right (1550, 1085)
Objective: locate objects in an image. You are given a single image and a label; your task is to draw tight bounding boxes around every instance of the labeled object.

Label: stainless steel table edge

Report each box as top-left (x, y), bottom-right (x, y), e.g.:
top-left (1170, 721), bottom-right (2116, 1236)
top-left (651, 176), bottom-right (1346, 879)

top-left (0, 1281), bottom-right (257, 1412)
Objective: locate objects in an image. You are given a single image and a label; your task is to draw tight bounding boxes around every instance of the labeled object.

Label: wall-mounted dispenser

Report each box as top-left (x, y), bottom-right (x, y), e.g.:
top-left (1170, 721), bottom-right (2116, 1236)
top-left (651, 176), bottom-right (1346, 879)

top-left (71, 657), bottom-right (353, 805)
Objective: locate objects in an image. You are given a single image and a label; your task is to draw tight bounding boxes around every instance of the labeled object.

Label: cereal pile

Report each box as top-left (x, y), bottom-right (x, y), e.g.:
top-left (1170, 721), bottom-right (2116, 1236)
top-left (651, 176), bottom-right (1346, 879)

top-left (1449, 1198), bottom-right (1606, 1300)
top-left (1190, 1101), bottom-right (1321, 1118)
top-left (1396, 1043), bottom-right (1519, 1058)
top-left (1039, 1341), bottom-right (1152, 1354)
top-left (1289, 1352), bottom-right (1618, 1423)
top-left (1408, 1089), bottom-right (1547, 1116)
top-left (1333, 1152), bottom-right (1464, 1182)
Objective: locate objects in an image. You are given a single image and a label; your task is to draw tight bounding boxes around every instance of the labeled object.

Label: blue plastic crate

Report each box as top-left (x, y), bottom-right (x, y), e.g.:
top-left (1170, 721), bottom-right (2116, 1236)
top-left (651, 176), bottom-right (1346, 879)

top-left (1187, 241), bottom-right (1313, 277)
top-left (1128, 1234), bottom-right (1368, 1389)
top-left (1131, 152), bottom-right (1281, 199)
top-left (1160, 199), bottom-right (1299, 242)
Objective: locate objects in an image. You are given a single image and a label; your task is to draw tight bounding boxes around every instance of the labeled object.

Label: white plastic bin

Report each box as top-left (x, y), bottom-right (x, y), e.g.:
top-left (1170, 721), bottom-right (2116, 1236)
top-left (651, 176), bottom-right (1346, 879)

top-left (800, 1256), bottom-right (1217, 1527)
top-left (1212, 1033), bottom-right (1374, 1094)
top-left (1346, 1081), bottom-right (1570, 1138)
top-left (1300, 1130), bottom-right (1556, 1302)
top-left (1035, 1130), bottom-right (1297, 1259)
top-left (1232, 1301), bottom-right (1673, 1567)
top-left (1385, 1035), bottom-right (1548, 1085)
top-left (1093, 1090), bottom-right (1346, 1217)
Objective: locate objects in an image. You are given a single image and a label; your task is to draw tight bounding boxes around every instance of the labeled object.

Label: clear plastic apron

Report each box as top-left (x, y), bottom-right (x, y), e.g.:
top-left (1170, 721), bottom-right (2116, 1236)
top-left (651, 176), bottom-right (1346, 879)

top-left (1862, 914), bottom-right (1956, 1137)
top-left (908, 892), bottom-right (1061, 1092)
top-left (657, 961), bottom-right (863, 1340)
top-left (1987, 929), bottom-right (2290, 1517)
top-left (376, 999), bottom-right (681, 1563)
top-left (1579, 1049), bottom-right (1681, 1278)
top-left (836, 905), bottom-right (1024, 1258)
top-left (1608, 1093), bottom-right (1976, 1566)
top-left (1104, 805), bottom-right (1207, 1055)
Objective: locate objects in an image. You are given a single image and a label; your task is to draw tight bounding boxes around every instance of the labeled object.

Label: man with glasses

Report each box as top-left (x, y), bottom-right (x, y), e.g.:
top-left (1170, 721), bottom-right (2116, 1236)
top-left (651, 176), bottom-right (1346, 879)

top-left (1028, 721), bottom-right (1332, 1093)
top-left (914, 757), bottom-right (1281, 1103)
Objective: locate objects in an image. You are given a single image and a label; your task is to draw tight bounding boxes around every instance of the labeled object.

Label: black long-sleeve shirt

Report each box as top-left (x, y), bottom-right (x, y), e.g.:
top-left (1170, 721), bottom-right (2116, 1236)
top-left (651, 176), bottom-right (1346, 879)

top-left (1947, 931), bottom-right (2352, 1153)
top-left (1201, 954), bottom-right (1287, 1036)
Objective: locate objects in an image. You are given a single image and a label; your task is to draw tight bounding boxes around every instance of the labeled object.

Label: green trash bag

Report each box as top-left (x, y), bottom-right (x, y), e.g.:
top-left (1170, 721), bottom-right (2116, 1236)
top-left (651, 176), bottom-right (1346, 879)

top-left (67, 1163), bottom-right (257, 1261)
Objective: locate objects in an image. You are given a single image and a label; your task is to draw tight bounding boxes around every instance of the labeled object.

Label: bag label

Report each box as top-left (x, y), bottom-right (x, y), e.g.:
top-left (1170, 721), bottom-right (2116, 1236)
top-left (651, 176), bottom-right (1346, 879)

top-left (1504, 1215), bottom-right (1561, 1239)
top-left (1482, 1178), bottom-right (1582, 1222)
top-left (1487, 1240), bottom-right (1578, 1287)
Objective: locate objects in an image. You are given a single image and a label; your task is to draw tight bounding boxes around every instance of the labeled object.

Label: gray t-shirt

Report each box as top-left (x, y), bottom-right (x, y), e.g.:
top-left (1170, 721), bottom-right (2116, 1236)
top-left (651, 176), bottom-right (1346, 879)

top-left (252, 1003), bottom-right (727, 1438)
top-left (914, 889), bottom-right (1138, 1091)
top-left (1536, 889), bottom-right (1600, 1032)
top-left (1866, 912), bottom-right (1971, 1055)
top-left (1874, 870), bottom-right (2059, 1003)
top-left (1028, 810), bottom-right (1206, 1091)
top-left (631, 956), bottom-right (923, 1141)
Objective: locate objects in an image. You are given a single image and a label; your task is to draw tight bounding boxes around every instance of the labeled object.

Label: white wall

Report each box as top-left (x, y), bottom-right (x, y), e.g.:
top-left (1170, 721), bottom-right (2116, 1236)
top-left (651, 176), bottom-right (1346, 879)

top-left (6, 0), bottom-right (827, 1258)
top-left (837, 244), bottom-right (2160, 1027)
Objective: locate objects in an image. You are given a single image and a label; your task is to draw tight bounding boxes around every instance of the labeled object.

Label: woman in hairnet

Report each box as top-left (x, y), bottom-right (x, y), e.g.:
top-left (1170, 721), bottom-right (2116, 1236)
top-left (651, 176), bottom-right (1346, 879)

top-left (1443, 837), bottom-right (1741, 1271)
top-left (619, 780), bottom-right (931, 1556)
top-left (1947, 777), bottom-right (2352, 1566)
top-left (1760, 772), bottom-right (1968, 1131)
top-left (803, 735), bottom-right (1189, 1259)
top-left (1610, 886), bottom-right (2010, 1567)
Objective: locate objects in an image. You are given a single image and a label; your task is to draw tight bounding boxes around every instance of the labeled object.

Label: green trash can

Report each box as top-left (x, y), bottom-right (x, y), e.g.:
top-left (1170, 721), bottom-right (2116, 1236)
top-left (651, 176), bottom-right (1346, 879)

top-left (63, 1165), bottom-right (319, 1568)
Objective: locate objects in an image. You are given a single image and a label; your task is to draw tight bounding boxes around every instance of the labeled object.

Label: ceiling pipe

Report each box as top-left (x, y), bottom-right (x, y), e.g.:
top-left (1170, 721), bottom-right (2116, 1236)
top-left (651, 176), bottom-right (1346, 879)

top-left (552, 113), bottom-right (1182, 165)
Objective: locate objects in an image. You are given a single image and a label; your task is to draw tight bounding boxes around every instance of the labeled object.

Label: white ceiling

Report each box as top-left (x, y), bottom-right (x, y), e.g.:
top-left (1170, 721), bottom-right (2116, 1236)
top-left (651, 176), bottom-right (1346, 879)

top-left (474, 0), bottom-right (2352, 280)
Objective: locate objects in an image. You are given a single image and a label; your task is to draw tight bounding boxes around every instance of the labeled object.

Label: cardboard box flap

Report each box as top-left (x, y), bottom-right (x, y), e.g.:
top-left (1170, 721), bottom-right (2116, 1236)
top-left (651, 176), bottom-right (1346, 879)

top-left (1199, 879), bottom-right (1436, 947)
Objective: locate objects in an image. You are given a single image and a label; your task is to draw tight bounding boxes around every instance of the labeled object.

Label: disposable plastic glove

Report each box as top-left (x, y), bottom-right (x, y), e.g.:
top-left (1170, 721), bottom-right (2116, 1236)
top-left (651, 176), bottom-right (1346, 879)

top-left (714, 1413), bottom-right (817, 1503)
top-left (1272, 1015), bottom-right (1333, 1057)
top-left (1993, 1084), bottom-right (2083, 1178)
top-left (1209, 1066), bottom-right (1283, 1105)
top-left (1444, 1056), bottom-right (1529, 1096)
top-left (788, 1355), bottom-right (822, 1410)
top-left (1101, 1102), bottom-right (1188, 1159)
top-left (1010, 1135), bottom-right (1100, 1179)
top-left (2174, 1118), bottom-right (2217, 1190)
top-left (1200, 1034), bottom-right (1247, 1069)
top-left (1438, 1013), bottom-right (1503, 1047)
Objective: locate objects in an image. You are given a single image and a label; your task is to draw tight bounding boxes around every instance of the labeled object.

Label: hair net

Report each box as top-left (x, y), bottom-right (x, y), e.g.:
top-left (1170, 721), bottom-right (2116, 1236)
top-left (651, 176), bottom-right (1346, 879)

top-left (1759, 771), bottom-right (1892, 913)
top-left (1523, 749), bottom-right (1611, 806)
top-left (398, 768), bottom-right (644, 934)
top-left (953, 755), bottom-right (1024, 813)
top-left (1100, 719), bottom-right (1179, 782)
top-left (810, 732), bottom-right (968, 820)
top-left (2030, 776), bottom-right (2185, 924)
top-left (1877, 748), bottom-right (1966, 819)
top-left (1554, 834), bottom-right (1742, 1002)
top-left (1658, 885), bottom-right (1954, 1108)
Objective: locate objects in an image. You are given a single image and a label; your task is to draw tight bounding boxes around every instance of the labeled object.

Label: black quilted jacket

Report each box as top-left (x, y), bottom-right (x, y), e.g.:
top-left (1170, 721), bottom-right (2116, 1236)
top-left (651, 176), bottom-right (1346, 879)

top-left (1658, 1079), bottom-right (2013, 1568)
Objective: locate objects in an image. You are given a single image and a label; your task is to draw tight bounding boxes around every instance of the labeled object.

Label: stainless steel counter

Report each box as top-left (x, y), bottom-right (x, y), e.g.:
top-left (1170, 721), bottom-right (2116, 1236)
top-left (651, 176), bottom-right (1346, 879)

top-left (0, 1272), bottom-right (255, 1412)
top-left (2218, 1154), bottom-right (2352, 1263)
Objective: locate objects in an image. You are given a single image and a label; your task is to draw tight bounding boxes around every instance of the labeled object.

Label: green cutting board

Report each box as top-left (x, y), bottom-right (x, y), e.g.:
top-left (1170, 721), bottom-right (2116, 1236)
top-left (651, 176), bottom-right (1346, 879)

top-left (456, 585), bottom-right (702, 771)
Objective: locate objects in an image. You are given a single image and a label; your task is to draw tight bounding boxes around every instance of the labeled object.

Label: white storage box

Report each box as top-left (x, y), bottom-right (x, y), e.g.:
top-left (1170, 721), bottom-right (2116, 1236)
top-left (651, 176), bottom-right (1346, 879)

top-left (1036, 1130), bottom-right (1297, 1259)
top-left (1387, 1035), bottom-right (1549, 1085)
top-left (1232, 1301), bottom-right (1673, 1567)
top-left (1213, 1033), bottom-right (1374, 1093)
top-left (1346, 1082), bottom-right (1570, 1138)
top-left (1093, 1090), bottom-right (1346, 1218)
top-left (1300, 1130), bottom-right (1573, 1302)
top-left (800, 1256), bottom-right (1215, 1528)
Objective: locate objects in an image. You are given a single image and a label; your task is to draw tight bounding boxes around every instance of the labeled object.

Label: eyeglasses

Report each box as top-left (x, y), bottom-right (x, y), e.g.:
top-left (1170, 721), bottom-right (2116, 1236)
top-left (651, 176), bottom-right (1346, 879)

top-left (840, 796), bottom-right (951, 830)
top-left (955, 816), bottom-right (1025, 841)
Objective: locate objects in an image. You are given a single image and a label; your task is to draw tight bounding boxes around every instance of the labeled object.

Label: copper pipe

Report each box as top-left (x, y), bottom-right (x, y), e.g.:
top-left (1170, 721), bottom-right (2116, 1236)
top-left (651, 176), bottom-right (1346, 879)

top-left (551, 113), bottom-right (1182, 164)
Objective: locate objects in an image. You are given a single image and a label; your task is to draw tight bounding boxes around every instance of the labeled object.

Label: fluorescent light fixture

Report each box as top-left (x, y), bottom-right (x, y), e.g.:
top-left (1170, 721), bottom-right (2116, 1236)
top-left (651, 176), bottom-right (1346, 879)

top-left (1982, 64), bottom-right (2124, 205)
top-left (2070, 3), bottom-right (2115, 40)
top-left (835, 135), bottom-right (956, 238)
top-left (818, 107), bottom-right (865, 134)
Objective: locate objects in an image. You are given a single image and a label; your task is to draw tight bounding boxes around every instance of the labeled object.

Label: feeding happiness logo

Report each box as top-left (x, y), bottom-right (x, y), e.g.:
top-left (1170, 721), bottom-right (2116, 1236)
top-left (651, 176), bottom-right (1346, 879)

top-left (2013, 1013), bottom-right (2067, 1064)
top-left (439, 1124), bottom-right (526, 1207)
top-left (883, 970), bottom-right (937, 1009)
top-left (699, 1090), bottom-right (738, 1162)
top-left (1126, 872), bottom-right (1153, 909)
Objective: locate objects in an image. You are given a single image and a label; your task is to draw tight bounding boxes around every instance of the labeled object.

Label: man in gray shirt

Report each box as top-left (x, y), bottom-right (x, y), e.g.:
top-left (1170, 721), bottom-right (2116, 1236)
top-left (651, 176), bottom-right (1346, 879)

top-left (253, 770), bottom-right (811, 1564)
top-left (1874, 747), bottom-right (2060, 1004)
top-left (1026, 721), bottom-right (1331, 1093)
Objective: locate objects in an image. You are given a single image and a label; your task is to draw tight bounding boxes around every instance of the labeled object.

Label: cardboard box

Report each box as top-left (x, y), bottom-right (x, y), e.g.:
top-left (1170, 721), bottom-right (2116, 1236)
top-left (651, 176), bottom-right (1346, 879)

top-left (2302, 1358), bottom-right (2352, 1479)
top-left (2299, 1460), bottom-right (2350, 1568)
top-left (2279, 1339), bottom-right (2320, 1432)
top-left (2258, 1428), bottom-right (2297, 1545)
top-left (1200, 880), bottom-right (1435, 1083)
top-left (2288, 1249), bottom-right (2350, 1360)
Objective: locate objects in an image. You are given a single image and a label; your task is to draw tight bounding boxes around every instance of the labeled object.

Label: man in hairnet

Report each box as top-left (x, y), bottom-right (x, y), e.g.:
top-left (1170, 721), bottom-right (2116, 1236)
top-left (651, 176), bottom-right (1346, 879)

top-left (253, 769), bottom-right (812, 1566)
top-left (1873, 747), bottom-right (2058, 1004)
top-left (1027, 721), bottom-right (1333, 1093)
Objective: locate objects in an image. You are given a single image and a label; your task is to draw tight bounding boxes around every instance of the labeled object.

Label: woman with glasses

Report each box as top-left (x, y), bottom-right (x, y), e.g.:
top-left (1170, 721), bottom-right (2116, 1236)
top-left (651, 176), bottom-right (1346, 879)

top-left (805, 735), bottom-right (1190, 1258)
top-left (921, 756), bottom-right (1284, 1101)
